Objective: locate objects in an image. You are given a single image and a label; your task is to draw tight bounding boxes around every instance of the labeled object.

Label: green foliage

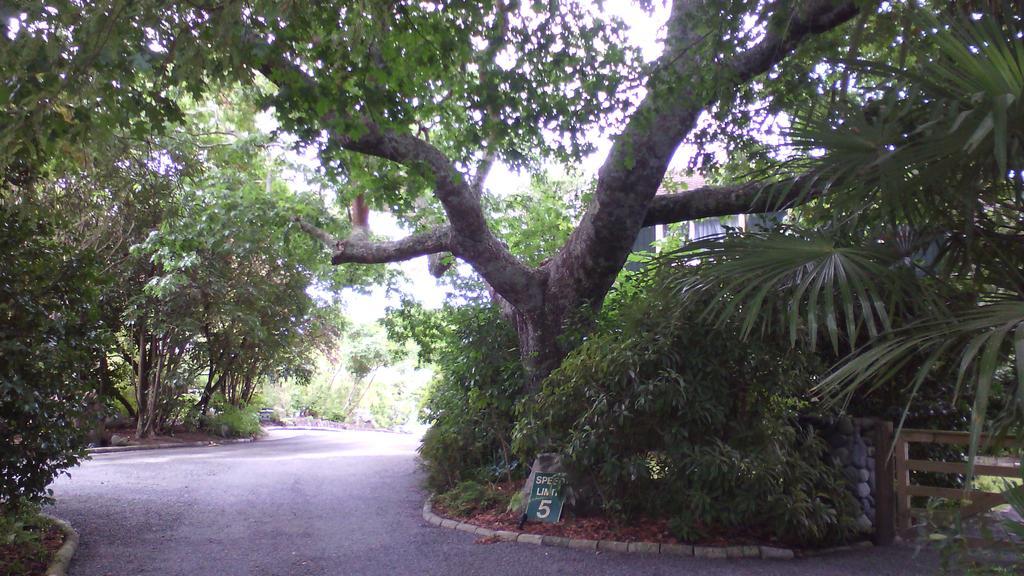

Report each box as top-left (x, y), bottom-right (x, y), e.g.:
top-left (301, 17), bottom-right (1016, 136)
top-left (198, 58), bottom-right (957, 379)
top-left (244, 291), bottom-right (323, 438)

top-left (434, 480), bottom-right (504, 517)
top-left (122, 90), bottom-right (364, 431)
top-left (366, 363), bottom-right (424, 429)
top-left (0, 202), bottom-right (94, 507)
top-left (282, 368), bottom-right (351, 422)
top-left (387, 301), bottom-right (523, 492)
top-left (0, 501), bottom-right (54, 575)
top-left (344, 325), bottom-right (404, 385)
top-left (670, 231), bottom-right (929, 353)
top-left (267, 323), bottom-right (415, 426)
top-left (1, 0), bottom-right (643, 207)
top-left (487, 170), bottom-right (591, 267)
top-left (204, 400), bottom-right (262, 438)
top-left (516, 274), bottom-right (862, 546)
top-left (0, 501), bottom-right (46, 547)
top-left (670, 12), bottom-right (1024, 465)
top-left (926, 467), bottom-right (1024, 575)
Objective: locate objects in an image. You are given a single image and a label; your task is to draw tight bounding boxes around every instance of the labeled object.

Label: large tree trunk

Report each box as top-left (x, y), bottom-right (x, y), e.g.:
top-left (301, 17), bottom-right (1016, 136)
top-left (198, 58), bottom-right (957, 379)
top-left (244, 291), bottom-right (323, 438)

top-left (195, 344), bottom-right (226, 416)
top-left (515, 311), bottom-right (569, 394)
top-left (142, 337), bottom-right (162, 438)
top-left (195, 369), bottom-right (217, 416)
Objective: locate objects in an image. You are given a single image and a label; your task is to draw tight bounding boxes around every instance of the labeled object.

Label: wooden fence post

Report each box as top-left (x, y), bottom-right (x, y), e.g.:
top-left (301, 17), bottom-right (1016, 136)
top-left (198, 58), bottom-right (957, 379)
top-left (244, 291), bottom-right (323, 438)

top-left (873, 420), bottom-right (896, 545)
top-left (894, 431), bottom-right (911, 532)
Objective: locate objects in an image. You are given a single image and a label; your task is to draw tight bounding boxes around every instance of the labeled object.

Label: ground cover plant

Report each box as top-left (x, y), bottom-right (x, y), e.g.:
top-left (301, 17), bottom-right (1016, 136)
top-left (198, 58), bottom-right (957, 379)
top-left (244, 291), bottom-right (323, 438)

top-left (0, 502), bottom-right (63, 576)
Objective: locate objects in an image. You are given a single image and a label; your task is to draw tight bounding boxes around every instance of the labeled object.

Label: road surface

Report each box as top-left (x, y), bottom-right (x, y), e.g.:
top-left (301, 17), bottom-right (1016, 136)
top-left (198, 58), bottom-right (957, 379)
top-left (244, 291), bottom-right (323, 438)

top-left (49, 429), bottom-right (938, 575)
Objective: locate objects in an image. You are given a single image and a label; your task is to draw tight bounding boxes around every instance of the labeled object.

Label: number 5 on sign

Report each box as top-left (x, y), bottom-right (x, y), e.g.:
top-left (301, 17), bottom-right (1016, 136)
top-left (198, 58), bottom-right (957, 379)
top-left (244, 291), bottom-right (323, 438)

top-left (536, 499), bottom-right (552, 519)
top-left (526, 473), bottom-right (566, 523)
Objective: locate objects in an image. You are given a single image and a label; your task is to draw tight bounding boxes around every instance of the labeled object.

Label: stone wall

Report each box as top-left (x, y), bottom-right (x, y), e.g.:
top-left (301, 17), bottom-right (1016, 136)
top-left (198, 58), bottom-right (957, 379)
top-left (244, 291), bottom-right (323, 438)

top-left (807, 416), bottom-right (880, 534)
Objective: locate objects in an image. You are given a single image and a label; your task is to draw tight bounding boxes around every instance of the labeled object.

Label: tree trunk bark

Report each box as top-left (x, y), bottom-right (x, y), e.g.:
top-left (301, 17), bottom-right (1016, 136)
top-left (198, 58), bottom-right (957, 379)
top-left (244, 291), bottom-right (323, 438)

top-left (350, 194), bottom-right (370, 239)
top-left (195, 347), bottom-right (225, 415)
top-left (135, 325), bottom-right (148, 438)
top-left (142, 337), bottom-right (162, 438)
top-left (111, 386), bottom-right (136, 420)
top-left (196, 369), bottom-right (217, 416)
top-left (89, 354), bottom-right (110, 446)
top-left (515, 312), bottom-right (567, 394)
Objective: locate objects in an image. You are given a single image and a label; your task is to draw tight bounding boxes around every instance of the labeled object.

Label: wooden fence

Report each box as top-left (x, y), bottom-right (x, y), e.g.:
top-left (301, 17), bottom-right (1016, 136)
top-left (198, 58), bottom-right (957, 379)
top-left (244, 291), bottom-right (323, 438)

top-left (891, 428), bottom-right (1021, 535)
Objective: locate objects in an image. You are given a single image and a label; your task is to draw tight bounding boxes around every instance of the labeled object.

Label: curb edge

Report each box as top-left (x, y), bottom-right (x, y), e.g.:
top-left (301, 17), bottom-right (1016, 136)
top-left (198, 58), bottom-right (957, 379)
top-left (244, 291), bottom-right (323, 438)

top-left (42, 515), bottom-right (79, 576)
top-left (421, 496), bottom-right (873, 561)
top-left (87, 437), bottom-right (255, 455)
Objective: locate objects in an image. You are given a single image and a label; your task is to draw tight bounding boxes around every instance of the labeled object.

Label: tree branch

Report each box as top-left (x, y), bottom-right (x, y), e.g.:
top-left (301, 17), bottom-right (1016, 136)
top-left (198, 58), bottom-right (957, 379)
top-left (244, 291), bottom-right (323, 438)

top-left (256, 51), bottom-right (544, 310)
top-left (547, 0), bottom-right (861, 313)
top-left (256, 2), bottom-right (861, 324)
top-left (424, 152), bottom-right (496, 278)
top-left (727, 0), bottom-right (860, 84)
top-left (294, 217), bottom-right (341, 248)
top-left (470, 152), bottom-right (496, 198)
top-left (642, 177), bottom-right (825, 226)
top-left (331, 226), bottom-right (453, 265)
top-left (329, 121), bottom-right (543, 307)
top-left (294, 216), bottom-right (453, 265)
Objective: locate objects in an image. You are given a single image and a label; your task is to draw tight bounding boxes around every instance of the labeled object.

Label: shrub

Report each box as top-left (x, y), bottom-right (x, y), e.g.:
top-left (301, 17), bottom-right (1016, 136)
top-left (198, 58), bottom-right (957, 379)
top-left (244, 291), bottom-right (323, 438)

top-left (1, 204), bottom-right (96, 509)
top-left (205, 401), bottom-right (262, 438)
top-left (434, 480), bottom-right (504, 517)
top-left (386, 300), bottom-right (524, 492)
top-left (515, 272), bottom-right (862, 547)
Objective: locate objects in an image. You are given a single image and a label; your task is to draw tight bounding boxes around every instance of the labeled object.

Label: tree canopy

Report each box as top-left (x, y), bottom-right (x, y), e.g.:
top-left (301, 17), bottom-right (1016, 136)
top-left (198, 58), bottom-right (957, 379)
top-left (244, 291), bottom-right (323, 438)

top-left (2, 0), bottom-right (1019, 388)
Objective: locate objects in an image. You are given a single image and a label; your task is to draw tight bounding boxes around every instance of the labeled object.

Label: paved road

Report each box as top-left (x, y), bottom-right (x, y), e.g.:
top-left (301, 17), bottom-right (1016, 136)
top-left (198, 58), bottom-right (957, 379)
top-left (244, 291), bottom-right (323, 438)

top-left (49, 429), bottom-right (938, 576)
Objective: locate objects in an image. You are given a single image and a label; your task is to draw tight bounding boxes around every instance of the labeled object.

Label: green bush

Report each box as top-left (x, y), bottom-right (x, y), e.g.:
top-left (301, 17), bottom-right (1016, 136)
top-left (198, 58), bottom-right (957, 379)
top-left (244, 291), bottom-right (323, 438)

top-left (205, 401), bottom-right (262, 438)
top-left (434, 480), bottom-right (504, 517)
top-left (1, 204), bottom-right (95, 509)
top-left (386, 300), bottom-right (524, 492)
top-left (516, 272), bottom-right (862, 547)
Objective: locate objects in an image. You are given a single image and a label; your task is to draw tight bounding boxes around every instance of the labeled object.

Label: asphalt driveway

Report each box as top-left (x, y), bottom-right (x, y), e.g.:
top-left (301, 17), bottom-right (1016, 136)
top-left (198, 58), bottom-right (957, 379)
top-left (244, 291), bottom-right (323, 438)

top-left (48, 429), bottom-right (938, 575)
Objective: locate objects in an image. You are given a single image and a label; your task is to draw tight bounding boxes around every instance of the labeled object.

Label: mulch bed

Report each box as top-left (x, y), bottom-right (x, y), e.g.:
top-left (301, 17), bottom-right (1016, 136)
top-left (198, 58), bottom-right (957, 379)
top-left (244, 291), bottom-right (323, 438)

top-left (0, 521), bottom-right (64, 576)
top-left (433, 481), bottom-right (780, 547)
top-left (102, 424), bottom-right (234, 448)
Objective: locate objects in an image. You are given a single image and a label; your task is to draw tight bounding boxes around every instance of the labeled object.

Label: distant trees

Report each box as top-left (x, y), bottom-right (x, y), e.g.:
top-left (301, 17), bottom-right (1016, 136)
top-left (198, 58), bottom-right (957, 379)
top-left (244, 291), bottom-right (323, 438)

top-left (0, 87), bottom-right (388, 508)
top-left (271, 324), bottom-right (410, 424)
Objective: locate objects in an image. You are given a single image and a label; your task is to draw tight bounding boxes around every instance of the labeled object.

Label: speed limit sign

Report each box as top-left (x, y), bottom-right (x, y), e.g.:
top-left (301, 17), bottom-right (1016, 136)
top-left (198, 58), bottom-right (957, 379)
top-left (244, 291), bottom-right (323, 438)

top-left (525, 472), bottom-right (566, 523)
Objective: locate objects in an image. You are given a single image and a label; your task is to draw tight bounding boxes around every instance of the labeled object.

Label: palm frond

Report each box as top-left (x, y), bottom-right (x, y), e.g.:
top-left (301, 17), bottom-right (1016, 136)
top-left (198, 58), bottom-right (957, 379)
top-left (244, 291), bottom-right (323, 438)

top-left (921, 13), bottom-right (1024, 178)
top-left (661, 231), bottom-right (931, 354)
top-left (817, 298), bottom-right (1024, 469)
top-left (779, 13), bottom-right (1024, 226)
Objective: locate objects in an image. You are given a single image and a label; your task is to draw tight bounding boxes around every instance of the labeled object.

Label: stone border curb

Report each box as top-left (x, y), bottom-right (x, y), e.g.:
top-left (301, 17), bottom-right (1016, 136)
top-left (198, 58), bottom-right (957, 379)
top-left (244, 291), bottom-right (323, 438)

top-left (42, 515), bottom-right (79, 576)
top-left (87, 437), bottom-right (255, 454)
top-left (422, 497), bottom-right (873, 560)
